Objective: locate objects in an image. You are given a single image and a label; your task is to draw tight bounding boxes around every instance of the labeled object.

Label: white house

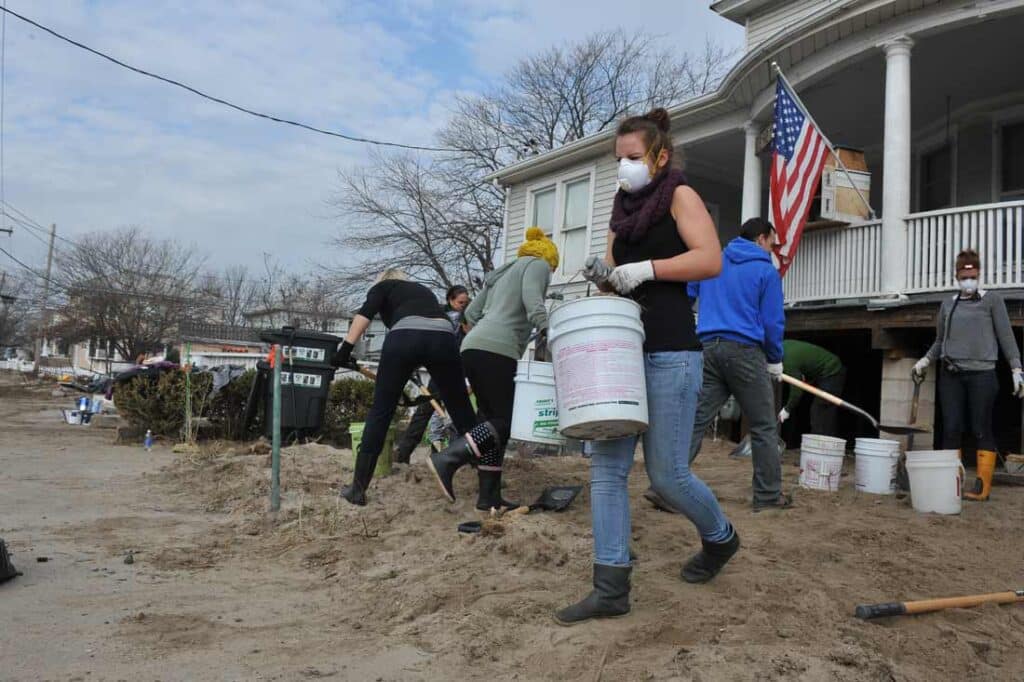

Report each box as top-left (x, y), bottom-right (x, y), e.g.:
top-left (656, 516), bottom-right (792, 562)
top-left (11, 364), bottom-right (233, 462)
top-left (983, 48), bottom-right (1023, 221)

top-left (488, 0), bottom-right (1024, 451)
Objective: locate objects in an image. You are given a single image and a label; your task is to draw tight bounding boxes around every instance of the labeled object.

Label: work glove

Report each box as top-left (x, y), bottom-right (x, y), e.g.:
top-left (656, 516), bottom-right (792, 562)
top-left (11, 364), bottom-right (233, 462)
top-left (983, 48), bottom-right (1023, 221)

top-left (583, 255), bottom-right (612, 286)
top-left (607, 260), bottom-right (655, 295)
top-left (331, 341), bottom-right (357, 370)
top-left (1013, 368), bottom-right (1024, 399)
top-left (767, 362), bottom-right (783, 381)
top-left (778, 408), bottom-right (790, 424)
top-left (911, 357), bottom-right (929, 383)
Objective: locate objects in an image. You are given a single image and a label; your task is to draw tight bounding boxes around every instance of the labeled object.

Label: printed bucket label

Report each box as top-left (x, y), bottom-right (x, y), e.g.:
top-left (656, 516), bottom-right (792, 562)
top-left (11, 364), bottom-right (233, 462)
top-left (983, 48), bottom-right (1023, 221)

top-left (531, 398), bottom-right (560, 440)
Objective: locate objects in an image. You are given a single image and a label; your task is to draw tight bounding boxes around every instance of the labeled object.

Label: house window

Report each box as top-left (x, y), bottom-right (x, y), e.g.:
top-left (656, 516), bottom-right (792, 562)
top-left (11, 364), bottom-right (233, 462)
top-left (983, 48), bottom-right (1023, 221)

top-left (921, 145), bottom-right (952, 211)
top-left (527, 171), bottom-right (593, 278)
top-left (1001, 121), bottom-right (1024, 199)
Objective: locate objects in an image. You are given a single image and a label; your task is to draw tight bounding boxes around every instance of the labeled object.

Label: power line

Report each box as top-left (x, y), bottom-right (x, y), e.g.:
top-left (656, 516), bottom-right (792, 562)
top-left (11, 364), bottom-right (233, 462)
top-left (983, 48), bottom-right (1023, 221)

top-left (0, 5), bottom-right (476, 154)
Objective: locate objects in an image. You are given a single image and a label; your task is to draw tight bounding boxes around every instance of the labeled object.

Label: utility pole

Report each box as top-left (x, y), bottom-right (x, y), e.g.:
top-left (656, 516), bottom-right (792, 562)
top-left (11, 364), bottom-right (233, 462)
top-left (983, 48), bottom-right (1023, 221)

top-left (32, 223), bottom-right (56, 374)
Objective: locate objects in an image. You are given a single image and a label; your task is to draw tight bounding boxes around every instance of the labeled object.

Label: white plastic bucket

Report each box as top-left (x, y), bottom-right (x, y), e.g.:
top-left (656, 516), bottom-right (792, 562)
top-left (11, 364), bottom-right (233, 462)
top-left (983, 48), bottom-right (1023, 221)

top-left (548, 297), bottom-right (648, 440)
top-left (799, 450), bottom-right (845, 491)
top-left (906, 450), bottom-right (964, 514)
top-left (854, 438), bottom-right (901, 495)
top-left (510, 361), bottom-right (565, 445)
top-left (802, 434), bottom-right (846, 453)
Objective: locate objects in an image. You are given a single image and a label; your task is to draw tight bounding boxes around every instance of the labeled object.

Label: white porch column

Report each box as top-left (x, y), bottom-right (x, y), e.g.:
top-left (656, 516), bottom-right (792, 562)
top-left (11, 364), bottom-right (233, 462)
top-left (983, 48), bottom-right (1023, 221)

top-left (880, 36), bottom-right (914, 296)
top-left (741, 121), bottom-right (763, 222)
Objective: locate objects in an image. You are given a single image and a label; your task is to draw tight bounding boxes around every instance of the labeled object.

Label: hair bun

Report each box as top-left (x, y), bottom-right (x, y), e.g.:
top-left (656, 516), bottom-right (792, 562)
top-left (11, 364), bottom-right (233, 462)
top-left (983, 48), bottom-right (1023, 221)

top-left (645, 108), bottom-right (671, 132)
top-left (525, 226), bottom-right (546, 241)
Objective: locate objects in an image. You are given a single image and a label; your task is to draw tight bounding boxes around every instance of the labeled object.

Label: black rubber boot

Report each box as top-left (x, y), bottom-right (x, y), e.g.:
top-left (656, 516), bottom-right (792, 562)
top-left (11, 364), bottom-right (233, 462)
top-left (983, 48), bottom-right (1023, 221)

top-left (554, 564), bottom-right (631, 626)
top-left (680, 528), bottom-right (740, 584)
top-left (475, 469), bottom-right (519, 512)
top-left (0, 538), bottom-right (22, 584)
top-left (427, 436), bottom-right (476, 502)
top-left (427, 422), bottom-right (499, 503)
top-left (341, 446), bottom-right (376, 506)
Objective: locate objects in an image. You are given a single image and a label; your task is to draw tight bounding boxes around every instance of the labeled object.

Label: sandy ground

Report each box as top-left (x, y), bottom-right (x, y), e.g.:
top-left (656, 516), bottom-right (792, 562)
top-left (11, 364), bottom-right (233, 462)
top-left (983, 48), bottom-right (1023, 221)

top-left (3, 374), bottom-right (1024, 682)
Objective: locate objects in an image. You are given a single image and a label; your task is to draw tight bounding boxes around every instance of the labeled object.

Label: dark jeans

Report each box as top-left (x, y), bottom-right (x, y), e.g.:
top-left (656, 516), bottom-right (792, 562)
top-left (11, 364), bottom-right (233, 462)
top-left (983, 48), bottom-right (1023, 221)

top-left (356, 330), bottom-right (476, 485)
top-left (689, 339), bottom-right (781, 503)
top-left (394, 378), bottom-right (439, 462)
top-left (461, 349), bottom-right (517, 445)
top-left (938, 368), bottom-right (998, 451)
top-left (810, 368), bottom-right (846, 436)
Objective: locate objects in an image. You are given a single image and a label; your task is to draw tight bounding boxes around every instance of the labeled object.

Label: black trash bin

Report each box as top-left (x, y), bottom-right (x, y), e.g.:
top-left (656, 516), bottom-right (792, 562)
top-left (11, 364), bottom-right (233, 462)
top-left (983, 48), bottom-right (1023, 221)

top-left (259, 327), bottom-right (341, 369)
top-left (257, 327), bottom-right (342, 440)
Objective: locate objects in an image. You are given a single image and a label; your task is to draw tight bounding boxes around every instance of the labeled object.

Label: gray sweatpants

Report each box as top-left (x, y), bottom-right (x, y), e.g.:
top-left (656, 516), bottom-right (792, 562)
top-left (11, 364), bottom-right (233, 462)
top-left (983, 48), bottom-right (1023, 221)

top-left (689, 338), bottom-right (782, 504)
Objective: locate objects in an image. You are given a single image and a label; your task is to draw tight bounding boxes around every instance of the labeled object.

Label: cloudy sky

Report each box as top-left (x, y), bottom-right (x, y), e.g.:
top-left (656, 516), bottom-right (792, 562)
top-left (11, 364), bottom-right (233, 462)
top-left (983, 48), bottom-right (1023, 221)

top-left (0, 1), bottom-right (741, 278)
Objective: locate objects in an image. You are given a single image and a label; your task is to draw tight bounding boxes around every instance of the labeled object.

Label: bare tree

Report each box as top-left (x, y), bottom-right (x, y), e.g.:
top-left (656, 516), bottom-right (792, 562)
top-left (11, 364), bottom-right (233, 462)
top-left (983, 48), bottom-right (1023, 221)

top-left (51, 227), bottom-right (205, 361)
top-left (330, 151), bottom-right (496, 294)
top-left (195, 264), bottom-right (260, 328)
top-left (332, 30), bottom-right (735, 292)
top-left (0, 271), bottom-right (36, 347)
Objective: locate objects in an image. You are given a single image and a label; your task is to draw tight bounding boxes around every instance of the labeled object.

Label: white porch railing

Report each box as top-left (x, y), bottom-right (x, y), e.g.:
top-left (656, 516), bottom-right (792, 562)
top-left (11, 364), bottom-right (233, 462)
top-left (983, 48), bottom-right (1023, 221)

top-left (783, 220), bottom-right (883, 303)
top-left (905, 200), bottom-right (1024, 293)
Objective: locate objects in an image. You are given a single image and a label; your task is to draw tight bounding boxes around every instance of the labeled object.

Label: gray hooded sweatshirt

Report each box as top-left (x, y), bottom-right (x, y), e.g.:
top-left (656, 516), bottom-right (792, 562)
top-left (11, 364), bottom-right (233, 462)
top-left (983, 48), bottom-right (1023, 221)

top-left (461, 256), bottom-right (551, 360)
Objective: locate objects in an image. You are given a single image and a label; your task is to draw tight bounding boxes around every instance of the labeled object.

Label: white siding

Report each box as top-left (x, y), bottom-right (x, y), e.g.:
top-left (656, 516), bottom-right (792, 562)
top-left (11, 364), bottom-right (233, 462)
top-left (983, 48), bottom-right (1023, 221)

top-left (504, 184), bottom-right (528, 265)
top-left (747, 0), bottom-right (827, 48)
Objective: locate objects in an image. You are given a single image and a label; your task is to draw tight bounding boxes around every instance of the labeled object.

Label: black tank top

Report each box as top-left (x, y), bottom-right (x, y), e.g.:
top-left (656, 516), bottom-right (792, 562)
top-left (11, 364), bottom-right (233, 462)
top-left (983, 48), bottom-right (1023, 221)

top-left (611, 211), bottom-right (701, 352)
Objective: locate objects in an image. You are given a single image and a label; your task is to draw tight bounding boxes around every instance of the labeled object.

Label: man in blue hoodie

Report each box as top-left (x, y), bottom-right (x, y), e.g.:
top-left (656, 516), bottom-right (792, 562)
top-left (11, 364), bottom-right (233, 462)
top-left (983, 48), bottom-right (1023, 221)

top-left (687, 217), bottom-right (788, 511)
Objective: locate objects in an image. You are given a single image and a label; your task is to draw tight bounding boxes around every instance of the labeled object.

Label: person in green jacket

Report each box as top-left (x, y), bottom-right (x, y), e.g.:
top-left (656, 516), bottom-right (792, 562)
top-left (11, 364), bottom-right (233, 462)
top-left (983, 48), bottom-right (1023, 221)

top-left (779, 339), bottom-right (846, 436)
top-left (427, 227), bottom-right (558, 511)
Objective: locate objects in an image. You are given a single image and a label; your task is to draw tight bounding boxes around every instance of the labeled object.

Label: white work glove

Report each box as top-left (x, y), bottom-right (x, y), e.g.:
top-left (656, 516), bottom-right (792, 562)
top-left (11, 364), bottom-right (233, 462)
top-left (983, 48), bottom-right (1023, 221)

top-left (1013, 368), bottom-right (1024, 399)
top-left (583, 255), bottom-right (612, 286)
top-left (767, 362), bottom-right (783, 381)
top-left (911, 357), bottom-right (929, 383)
top-left (607, 260), bottom-right (655, 295)
top-left (778, 408), bottom-right (790, 423)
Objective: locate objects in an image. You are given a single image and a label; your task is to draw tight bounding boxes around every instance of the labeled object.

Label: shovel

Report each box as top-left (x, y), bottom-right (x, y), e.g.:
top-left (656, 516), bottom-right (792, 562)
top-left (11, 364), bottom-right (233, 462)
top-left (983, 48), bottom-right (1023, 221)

top-left (778, 373), bottom-right (929, 436)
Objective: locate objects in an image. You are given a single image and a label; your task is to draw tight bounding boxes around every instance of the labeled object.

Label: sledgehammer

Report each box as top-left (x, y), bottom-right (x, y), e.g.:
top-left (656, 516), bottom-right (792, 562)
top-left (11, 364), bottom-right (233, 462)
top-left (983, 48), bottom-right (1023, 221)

top-left (855, 589), bottom-right (1024, 620)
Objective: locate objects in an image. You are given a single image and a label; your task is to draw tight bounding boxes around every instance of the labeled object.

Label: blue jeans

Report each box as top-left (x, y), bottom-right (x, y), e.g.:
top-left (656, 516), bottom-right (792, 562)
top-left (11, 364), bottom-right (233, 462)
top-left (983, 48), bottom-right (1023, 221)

top-left (586, 351), bottom-right (733, 567)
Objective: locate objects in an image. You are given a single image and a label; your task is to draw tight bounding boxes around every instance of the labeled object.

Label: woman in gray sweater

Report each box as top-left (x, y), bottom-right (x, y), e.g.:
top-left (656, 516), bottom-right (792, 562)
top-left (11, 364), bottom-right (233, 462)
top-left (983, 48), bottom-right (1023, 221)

top-left (912, 249), bottom-right (1023, 501)
top-left (428, 227), bottom-right (557, 511)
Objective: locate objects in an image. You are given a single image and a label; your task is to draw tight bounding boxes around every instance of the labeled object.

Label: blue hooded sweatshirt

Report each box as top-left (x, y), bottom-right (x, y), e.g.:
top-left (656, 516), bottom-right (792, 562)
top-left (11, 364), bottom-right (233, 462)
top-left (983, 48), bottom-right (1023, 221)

top-left (687, 237), bottom-right (785, 363)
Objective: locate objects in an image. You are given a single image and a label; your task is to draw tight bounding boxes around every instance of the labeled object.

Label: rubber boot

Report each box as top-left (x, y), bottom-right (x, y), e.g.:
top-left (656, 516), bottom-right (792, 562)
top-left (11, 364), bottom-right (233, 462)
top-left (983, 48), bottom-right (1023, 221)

top-left (553, 564), bottom-right (631, 626)
top-left (427, 422), bottom-right (500, 503)
top-left (680, 527), bottom-right (740, 584)
top-left (475, 469), bottom-right (519, 512)
top-left (340, 446), bottom-right (377, 506)
top-left (965, 449), bottom-right (996, 501)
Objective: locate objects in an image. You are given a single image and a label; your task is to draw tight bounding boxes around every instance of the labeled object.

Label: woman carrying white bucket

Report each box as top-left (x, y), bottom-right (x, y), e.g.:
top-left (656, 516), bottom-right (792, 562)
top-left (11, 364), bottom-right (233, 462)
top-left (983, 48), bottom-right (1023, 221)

top-left (911, 249), bottom-right (1023, 501)
top-left (428, 228), bottom-right (559, 511)
top-left (555, 108), bottom-right (738, 626)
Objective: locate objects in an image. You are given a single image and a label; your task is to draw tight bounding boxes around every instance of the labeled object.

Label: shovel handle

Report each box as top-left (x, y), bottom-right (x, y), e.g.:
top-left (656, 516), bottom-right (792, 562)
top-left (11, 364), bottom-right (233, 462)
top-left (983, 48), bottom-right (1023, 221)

top-left (779, 373), bottom-right (879, 429)
top-left (856, 590), bottom-right (1024, 620)
top-left (357, 365), bottom-right (448, 421)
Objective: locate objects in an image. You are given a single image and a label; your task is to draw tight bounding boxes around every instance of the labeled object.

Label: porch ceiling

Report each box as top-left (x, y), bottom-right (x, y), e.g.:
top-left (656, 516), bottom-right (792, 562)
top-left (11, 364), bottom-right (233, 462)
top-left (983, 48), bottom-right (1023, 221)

top-left (794, 14), bottom-right (1024, 152)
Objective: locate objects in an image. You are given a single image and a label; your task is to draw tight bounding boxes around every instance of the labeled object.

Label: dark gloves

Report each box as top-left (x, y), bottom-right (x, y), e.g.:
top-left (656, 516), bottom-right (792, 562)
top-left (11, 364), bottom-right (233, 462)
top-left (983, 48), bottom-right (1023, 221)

top-left (331, 341), bottom-right (357, 369)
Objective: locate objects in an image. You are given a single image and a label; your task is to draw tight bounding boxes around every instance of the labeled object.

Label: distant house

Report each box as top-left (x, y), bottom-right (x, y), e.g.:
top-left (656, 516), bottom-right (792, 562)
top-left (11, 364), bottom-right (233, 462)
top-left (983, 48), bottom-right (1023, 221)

top-left (487, 0), bottom-right (1024, 450)
top-left (178, 321), bottom-right (265, 370)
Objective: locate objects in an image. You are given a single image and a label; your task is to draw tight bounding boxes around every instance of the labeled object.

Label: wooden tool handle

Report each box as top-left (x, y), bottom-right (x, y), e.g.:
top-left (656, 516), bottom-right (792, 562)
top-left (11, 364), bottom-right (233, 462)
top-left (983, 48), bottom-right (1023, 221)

top-left (856, 590), bottom-right (1024, 619)
top-left (780, 373), bottom-right (844, 406)
top-left (358, 366), bottom-right (447, 420)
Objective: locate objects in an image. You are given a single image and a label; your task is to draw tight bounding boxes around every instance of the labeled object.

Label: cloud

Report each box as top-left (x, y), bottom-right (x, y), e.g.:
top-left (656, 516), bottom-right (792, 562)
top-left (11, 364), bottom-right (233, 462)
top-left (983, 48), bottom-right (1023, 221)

top-left (0, 0), bottom-right (742, 277)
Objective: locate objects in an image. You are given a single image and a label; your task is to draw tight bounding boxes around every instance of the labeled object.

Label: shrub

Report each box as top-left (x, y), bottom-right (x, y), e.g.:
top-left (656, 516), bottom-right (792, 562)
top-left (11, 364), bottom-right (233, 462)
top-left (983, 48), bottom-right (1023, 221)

top-left (113, 369), bottom-right (213, 438)
top-left (207, 369), bottom-right (258, 440)
top-left (322, 376), bottom-right (376, 446)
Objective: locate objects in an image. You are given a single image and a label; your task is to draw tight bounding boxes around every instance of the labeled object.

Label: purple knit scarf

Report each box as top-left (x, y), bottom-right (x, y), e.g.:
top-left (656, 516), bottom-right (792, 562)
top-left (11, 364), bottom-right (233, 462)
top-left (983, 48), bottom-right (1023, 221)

top-left (609, 167), bottom-right (687, 243)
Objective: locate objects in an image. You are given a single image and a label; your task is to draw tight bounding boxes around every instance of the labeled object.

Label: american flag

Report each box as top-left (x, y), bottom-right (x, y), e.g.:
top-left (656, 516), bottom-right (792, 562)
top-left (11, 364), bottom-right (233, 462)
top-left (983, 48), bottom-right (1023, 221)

top-left (769, 78), bottom-right (830, 276)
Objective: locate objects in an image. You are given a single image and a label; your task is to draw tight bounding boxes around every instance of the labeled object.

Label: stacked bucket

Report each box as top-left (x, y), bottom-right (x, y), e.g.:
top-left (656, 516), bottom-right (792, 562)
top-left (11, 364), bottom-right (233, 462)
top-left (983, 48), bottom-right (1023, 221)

top-left (853, 438), bottom-right (901, 494)
top-left (799, 434), bottom-right (847, 491)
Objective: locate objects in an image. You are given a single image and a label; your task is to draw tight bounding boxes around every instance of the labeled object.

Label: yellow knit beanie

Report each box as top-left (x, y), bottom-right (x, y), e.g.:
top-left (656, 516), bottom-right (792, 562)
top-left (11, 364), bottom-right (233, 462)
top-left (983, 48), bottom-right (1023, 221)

top-left (517, 226), bottom-right (559, 270)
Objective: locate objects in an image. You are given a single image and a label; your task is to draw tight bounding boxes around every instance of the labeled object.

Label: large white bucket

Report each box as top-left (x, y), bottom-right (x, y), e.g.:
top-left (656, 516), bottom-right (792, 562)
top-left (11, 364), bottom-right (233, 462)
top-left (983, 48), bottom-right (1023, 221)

top-left (854, 438), bottom-right (901, 495)
top-left (802, 434), bottom-right (846, 453)
top-left (906, 450), bottom-right (964, 514)
top-left (510, 361), bottom-right (565, 445)
top-left (799, 449), bottom-right (845, 491)
top-left (548, 297), bottom-right (647, 441)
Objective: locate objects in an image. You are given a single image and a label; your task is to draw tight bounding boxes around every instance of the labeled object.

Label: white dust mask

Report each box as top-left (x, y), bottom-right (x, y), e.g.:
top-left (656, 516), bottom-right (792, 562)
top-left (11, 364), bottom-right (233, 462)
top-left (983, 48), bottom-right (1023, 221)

top-left (958, 278), bottom-right (978, 295)
top-left (617, 158), bottom-right (652, 193)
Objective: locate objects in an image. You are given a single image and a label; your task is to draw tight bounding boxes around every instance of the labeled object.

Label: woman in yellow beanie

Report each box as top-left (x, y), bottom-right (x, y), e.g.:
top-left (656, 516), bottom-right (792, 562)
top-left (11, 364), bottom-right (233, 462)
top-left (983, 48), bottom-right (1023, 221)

top-left (427, 227), bottom-right (557, 511)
